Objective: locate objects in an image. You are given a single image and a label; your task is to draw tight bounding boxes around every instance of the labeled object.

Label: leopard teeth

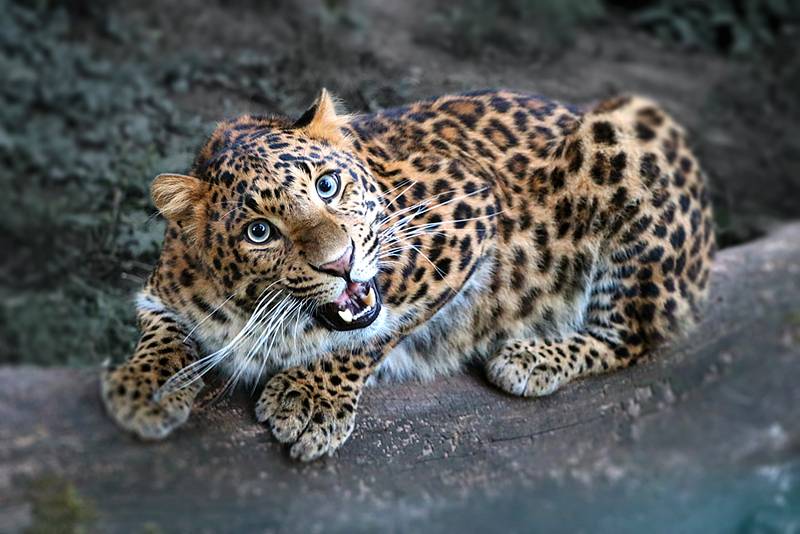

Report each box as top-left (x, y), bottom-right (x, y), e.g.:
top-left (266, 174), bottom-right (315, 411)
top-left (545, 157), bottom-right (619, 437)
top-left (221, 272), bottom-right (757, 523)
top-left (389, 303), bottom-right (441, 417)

top-left (338, 309), bottom-right (354, 323)
top-left (353, 304), bottom-right (373, 320)
top-left (364, 287), bottom-right (376, 307)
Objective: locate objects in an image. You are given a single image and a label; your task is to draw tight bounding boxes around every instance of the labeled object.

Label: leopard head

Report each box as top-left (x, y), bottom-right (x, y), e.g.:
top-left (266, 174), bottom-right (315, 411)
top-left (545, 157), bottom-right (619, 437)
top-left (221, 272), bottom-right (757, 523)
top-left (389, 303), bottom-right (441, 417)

top-left (152, 90), bottom-right (384, 331)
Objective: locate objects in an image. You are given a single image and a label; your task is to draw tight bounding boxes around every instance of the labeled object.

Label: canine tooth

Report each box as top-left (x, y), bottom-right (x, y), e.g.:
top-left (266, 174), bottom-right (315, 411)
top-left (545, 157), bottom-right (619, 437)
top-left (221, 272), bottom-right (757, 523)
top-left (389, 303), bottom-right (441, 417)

top-left (364, 287), bottom-right (376, 307)
top-left (338, 309), bottom-right (354, 323)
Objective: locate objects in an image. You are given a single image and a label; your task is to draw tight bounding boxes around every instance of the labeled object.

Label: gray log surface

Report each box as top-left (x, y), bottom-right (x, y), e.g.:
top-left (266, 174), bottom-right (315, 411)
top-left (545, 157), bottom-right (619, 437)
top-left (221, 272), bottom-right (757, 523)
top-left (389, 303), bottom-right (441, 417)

top-left (2, 224), bottom-right (799, 533)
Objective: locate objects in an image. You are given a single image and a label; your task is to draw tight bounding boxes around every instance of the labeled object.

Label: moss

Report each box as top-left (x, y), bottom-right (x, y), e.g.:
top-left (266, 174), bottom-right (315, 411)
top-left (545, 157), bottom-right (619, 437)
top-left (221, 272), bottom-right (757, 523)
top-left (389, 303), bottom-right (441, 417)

top-left (26, 476), bottom-right (96, 534)
top-left (139, 522), bottom-right (164, 534)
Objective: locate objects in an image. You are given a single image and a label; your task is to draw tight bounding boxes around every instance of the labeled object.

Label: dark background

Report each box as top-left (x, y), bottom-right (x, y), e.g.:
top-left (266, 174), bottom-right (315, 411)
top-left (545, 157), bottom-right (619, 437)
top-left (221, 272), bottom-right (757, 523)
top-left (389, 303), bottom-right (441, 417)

top-left (1, 0), bottom-right (799, 366)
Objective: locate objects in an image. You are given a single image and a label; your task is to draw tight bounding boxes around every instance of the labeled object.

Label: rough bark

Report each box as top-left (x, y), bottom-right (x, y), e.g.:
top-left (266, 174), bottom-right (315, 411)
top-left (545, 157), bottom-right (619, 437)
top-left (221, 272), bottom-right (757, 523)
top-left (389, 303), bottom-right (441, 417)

top-left (1, 224), bottom-right (799, 533)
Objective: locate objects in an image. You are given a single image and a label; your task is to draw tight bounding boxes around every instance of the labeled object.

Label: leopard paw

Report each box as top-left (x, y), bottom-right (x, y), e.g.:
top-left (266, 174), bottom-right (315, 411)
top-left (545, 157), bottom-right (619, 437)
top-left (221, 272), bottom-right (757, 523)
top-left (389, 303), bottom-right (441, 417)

top-left (101, 365), bottom-right (202, 440)
top-left (256, 367), bottom-right (359, 461)
top-left (485, 346), bottom-right (565, 397)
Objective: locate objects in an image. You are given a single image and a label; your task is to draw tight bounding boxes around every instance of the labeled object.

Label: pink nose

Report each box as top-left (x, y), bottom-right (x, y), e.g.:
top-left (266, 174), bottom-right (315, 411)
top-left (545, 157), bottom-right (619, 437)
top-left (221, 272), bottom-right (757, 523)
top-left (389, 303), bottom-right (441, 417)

top-left (317, 244), bottom-right (353, 279)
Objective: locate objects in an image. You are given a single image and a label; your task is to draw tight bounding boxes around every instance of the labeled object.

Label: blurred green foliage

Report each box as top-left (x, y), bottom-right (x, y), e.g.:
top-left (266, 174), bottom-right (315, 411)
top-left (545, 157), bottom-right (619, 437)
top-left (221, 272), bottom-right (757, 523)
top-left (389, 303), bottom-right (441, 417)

top-left (0, 0), bottom-right (796, 367)
top-left (419, 0), bottom-right (606, 57)
top-left (633, 0), bottom-right (800, 55)
top-left (419, 0), bottom-right (799, 57)
top-left (0, 1), bottom-right (201, 365)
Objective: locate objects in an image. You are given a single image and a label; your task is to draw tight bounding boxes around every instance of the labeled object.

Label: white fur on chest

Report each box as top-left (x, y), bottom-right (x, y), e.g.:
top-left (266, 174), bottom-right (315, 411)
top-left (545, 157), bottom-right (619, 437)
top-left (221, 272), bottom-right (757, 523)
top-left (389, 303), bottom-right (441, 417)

top-left (376, 259), bottom-right (495, 381)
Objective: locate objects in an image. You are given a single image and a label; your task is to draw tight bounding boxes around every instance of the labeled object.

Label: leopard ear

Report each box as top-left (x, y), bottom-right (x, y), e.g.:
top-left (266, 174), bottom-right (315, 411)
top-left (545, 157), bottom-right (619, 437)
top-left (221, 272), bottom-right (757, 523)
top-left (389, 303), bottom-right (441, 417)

top-left (292, 88), bottom-right (349, 145)
top-left (151, 173), bottom-right (206, 221)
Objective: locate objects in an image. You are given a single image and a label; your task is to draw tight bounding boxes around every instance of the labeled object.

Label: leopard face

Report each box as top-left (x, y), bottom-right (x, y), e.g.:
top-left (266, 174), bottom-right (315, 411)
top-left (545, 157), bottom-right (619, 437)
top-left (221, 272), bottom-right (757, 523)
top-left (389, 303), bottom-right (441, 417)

top-left (152, 91), bottom-right (385, 332)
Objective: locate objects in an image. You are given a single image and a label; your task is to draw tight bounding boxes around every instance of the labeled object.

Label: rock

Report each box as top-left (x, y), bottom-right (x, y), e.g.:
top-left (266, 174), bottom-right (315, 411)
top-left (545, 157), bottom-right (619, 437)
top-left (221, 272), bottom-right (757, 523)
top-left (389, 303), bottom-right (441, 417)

top-left (1, 224), bottom-right (799, 533)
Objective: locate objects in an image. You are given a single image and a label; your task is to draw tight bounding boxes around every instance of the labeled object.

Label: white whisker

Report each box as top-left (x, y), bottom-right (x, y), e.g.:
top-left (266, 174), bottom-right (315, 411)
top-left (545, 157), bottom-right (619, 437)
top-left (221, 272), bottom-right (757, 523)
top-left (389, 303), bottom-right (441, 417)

top-left (249, 299), bottom-right (304, 394)
top-left (154, 280), bottom-right (286, 400)
top-left (381, 186), bottom-right (488, 230)
top-left (223, 294), bottom-right (295, 395)
top-left (388, 236), bottom-right (457, 292)
top-left (183, 291), bottom-right (239, 342)
top-left (380, 209), bottom-right (506, 250)
top-left (376, 178), bottom-right (415, 200)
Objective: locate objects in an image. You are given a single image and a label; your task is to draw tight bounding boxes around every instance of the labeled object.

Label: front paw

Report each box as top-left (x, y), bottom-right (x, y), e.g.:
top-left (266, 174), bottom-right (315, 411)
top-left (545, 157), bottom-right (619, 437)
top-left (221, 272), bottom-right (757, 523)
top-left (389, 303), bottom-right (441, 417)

top-left (486, 348), bottom-right (564, 397)
top-left (101, 365), bottom-right (203, 440)
top-left (255, 366), bottom-right (360, 461)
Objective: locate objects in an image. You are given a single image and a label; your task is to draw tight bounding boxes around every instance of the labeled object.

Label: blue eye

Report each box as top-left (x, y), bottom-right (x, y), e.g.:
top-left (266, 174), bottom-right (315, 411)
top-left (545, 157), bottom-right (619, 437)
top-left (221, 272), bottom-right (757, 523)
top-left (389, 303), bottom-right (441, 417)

top-left (315, 173), bottom-right (340, 200)
top-left (246, 220), bottom-right (272, 243)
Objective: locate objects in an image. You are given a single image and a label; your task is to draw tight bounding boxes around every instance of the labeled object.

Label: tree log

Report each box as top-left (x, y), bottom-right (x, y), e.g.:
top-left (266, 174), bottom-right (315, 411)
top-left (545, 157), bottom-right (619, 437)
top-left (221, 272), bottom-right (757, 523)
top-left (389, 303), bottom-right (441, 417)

top-left (2, 224), bottom-right (799, 533)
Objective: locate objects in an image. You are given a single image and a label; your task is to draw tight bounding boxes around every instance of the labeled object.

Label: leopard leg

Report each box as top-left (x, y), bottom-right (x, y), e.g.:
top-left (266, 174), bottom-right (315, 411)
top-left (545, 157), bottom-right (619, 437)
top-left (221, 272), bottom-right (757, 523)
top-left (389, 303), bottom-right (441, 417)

top-left (487, 241), bottom-right (703, 396)
top-left (101, 300), bottom-right (203, 439)
top-left (255, 351), bottom-right (377, 461)
top-left (485, 332), bottom-right (632, 397)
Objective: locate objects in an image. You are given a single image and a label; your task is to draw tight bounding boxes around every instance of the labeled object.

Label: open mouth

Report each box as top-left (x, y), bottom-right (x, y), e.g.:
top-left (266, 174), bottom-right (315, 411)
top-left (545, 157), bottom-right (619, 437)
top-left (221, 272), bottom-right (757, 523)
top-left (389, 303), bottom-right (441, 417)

top-left (314, 278), bottom-right (382, 331)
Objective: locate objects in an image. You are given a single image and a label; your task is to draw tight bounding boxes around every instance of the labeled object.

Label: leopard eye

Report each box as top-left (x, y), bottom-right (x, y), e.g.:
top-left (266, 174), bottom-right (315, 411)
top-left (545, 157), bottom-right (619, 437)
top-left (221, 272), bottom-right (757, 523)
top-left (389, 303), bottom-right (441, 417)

top-left (315, 173), bottom-right (340, 201)
top-left (246, 220), bottom-right (272, 244)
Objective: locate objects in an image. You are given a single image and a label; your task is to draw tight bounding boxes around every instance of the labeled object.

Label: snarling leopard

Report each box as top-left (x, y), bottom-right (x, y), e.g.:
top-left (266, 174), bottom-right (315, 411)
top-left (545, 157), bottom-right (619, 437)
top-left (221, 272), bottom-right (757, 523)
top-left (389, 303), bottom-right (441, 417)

top-left (101, 89), bottom-right (715, 461)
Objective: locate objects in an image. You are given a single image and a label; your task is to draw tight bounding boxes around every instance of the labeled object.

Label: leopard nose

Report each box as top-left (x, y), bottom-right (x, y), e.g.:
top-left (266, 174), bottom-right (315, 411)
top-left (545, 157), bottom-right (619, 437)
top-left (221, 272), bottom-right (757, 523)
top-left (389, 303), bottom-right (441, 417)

top-left (316, 243), bottom-right (353, 280)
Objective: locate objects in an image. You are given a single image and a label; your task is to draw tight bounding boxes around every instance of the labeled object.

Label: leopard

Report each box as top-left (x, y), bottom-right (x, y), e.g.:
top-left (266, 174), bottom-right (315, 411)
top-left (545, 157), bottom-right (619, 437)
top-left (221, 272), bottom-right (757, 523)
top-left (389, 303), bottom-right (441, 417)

top-left (101, 88), bottom-right (715, 461)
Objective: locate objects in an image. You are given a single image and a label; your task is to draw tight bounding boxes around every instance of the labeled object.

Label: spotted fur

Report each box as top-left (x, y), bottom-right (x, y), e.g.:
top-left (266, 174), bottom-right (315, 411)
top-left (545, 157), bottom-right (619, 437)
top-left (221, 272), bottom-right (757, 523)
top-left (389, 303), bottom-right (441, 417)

top-left (102, 89), bottom-right (715, 460)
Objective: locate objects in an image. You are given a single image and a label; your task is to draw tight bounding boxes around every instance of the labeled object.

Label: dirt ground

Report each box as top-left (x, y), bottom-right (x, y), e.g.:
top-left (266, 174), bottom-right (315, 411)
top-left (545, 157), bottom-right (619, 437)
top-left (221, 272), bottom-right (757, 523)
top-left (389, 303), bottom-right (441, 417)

top-left (1, 0), bottom-right (799, 364)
